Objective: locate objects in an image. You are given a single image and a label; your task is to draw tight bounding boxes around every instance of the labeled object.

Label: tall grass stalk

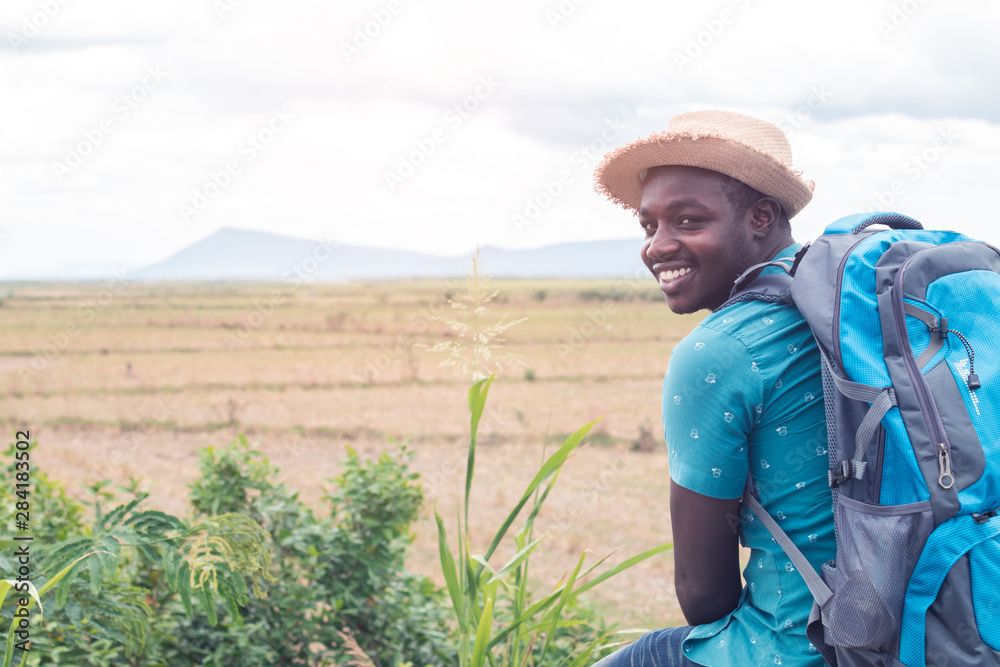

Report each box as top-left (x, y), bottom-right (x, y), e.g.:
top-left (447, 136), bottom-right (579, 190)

top-left (422, 248), bottom-right (526, 381)
top-left (436, 376), bottom-right (672, 666)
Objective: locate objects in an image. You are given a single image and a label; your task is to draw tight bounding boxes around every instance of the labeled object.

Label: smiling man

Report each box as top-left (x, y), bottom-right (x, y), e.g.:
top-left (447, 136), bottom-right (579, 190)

top-left (590, 110), bottom-right (835, 666)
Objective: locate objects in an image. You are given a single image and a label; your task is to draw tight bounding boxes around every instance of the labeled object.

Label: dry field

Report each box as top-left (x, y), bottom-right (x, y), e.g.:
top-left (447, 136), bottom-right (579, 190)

top-left (0, 275), bottom-right (712, 631)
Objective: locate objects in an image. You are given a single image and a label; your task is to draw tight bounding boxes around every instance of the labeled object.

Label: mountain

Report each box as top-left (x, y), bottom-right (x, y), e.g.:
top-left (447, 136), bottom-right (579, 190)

top-left (132, 228), bottom-right (647, 281)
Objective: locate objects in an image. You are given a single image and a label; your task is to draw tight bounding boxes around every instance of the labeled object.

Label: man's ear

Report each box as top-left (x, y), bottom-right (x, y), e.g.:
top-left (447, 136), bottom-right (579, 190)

top-left (747, 197), bottom-right (782, 240)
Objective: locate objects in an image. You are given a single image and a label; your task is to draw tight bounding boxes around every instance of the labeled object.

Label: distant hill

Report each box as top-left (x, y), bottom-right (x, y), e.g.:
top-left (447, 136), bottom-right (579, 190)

top-left (132, 227), bottom-right (647, 281)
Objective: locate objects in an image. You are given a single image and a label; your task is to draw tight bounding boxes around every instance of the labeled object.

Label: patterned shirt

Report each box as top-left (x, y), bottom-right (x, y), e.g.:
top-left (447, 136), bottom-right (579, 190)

top-left (662, 245), bottom-right (836, 667)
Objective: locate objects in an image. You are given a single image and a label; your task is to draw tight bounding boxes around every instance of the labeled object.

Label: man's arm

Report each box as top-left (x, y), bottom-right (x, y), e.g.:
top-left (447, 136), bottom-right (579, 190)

top-left (670, 479), bottom-right (743, 626)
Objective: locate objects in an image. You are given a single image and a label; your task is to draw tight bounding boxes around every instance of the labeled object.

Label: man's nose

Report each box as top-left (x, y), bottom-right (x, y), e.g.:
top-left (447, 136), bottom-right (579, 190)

top-left (647, 226), bottom-right (680, 258)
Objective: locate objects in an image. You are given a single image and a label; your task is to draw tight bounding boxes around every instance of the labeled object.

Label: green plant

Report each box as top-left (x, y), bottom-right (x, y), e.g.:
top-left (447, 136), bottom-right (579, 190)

top-left (0, 434), bottom-right (452, 666)
top-left (175, 435), bottom-right (452, 667)
top-left (420, 248), bottom-right (526, 381)
top-left (0, 442), bottom-right (272, 667)
top-left (0, 380), bottom-right (666, 666)
top-left (436, 377), bottom-right (673, 666)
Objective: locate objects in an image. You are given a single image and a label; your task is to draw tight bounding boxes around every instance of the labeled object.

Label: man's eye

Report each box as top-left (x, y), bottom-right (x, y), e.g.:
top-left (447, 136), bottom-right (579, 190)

top-left (678, 217), bottom-right (695, 226)
top-left (641, 221), bottom-right (656, 233)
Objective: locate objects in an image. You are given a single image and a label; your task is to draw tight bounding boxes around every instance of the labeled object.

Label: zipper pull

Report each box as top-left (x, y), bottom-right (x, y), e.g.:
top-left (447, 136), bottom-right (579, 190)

top-left (937, 442), bottom-right (955, 489)
top-left (938, 322), bottom-right (981, 390)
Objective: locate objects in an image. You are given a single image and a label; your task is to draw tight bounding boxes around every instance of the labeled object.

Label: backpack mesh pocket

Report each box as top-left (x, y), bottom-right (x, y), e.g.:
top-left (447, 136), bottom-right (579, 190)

top-left (823, 495), bottom-right (933, 651)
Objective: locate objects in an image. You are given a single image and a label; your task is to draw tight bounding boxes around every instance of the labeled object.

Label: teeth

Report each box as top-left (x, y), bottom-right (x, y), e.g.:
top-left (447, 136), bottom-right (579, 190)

top-left (659, 267), bottom-right (693, 282)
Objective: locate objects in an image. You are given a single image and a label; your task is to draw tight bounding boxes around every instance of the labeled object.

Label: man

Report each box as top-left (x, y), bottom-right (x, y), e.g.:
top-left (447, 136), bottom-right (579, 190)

top-left (590, 110), bottom-right (835, 666)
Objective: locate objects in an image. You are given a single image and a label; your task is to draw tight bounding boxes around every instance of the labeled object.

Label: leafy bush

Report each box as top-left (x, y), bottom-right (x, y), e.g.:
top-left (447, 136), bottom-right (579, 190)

top-left (0, 437), bottom-right (449, 667)
top-left (0, 441), bottom-right (272, 667)
top-left (171, 436), bottom-right (452, 667)
top-left (0, 378), bottom-right (663, 666)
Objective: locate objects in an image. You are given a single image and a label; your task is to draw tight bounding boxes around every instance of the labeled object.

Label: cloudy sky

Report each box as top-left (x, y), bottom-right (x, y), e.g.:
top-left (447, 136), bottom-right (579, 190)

top-left (2, 0), bottom-right (998, 278)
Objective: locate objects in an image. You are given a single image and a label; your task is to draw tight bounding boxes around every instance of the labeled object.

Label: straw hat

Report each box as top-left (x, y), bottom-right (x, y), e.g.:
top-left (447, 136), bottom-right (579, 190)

top-left (593, 110), bottom-right (815, 218)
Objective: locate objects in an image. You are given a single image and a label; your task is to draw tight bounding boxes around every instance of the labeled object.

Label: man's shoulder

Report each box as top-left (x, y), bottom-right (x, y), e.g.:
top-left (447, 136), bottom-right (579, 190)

top-left (669, 299), bottom-right (814, 385)
top-left (698, 298), bottom-right (809, 346)
top-left (668, 306), bottom-right (762, 390)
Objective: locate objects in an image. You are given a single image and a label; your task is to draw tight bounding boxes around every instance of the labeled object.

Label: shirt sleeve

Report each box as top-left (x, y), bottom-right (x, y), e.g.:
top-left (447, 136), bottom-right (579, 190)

top-left (662, 329), bottom-right (764, 499)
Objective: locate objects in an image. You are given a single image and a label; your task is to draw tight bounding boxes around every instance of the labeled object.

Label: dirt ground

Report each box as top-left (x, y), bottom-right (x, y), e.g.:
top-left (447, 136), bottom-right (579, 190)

top-left (1, 278), bottom-right (713, 630)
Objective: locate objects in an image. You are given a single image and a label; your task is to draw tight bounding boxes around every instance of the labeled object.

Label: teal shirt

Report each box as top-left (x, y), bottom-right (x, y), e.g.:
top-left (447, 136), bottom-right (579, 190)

top-left (662, 245), bottom-right (835, 667)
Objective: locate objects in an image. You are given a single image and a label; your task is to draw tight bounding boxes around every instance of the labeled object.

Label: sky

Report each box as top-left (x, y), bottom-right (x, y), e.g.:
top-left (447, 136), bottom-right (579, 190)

top-left (1, 0), bottom-right (999, 279)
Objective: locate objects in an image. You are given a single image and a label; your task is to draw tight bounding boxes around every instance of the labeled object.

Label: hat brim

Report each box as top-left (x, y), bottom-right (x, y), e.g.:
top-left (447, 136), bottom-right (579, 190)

top-left (594, 131), bottom-right (814, 219)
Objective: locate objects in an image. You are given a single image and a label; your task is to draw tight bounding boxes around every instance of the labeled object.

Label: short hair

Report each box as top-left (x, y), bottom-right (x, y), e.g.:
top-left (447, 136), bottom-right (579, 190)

top-left (720, 175), bottom-right (789, 228)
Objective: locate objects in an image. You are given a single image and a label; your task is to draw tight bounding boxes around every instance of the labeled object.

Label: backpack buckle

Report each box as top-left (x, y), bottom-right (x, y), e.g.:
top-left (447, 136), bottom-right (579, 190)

top-left (790, 242), bottom-right (811, 276)
top-left (829, 459), bottom-right (853, 487)
top-left (828, 459), bottom-right (867, 487)
top-left (973, 509), bottom-right (999, 524)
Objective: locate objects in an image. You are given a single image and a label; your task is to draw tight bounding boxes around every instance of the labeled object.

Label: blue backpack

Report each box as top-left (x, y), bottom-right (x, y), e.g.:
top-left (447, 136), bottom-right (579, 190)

top-left (736, 212), bottom-right (1000, 667)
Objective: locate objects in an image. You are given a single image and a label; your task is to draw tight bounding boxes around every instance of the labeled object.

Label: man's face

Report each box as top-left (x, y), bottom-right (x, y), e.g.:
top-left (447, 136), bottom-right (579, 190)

top-left (638, 166), bottom-right (752, 314)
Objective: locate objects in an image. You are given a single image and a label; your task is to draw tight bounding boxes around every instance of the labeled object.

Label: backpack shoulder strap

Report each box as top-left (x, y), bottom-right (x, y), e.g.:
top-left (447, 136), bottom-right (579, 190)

top-left (717, 252), bottom-right (800, 311)
top-left (742, 491), bottom-right (833, 608)
top-left (723, 213), bottom-right (920, 309)
top-left (726, 242), bottom-right (834, 606)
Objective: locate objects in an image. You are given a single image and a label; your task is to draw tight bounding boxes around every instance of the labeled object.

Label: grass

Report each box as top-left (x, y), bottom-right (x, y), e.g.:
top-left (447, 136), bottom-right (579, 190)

top-left (438, 375), bottom-right (673, 666)
top-left (0, 278), bottom-right (706, 631)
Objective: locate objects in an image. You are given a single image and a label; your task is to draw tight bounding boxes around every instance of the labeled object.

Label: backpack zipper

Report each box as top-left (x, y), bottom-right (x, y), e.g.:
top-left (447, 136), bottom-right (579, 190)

top-left (894, 252), bottom-right (954, 490)
top-left (830, 232), bottom-right (902, 498)
top-left (832, 234), bottom-right (876, 363)
top-left (937, 442), bottom-right (955, 489)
